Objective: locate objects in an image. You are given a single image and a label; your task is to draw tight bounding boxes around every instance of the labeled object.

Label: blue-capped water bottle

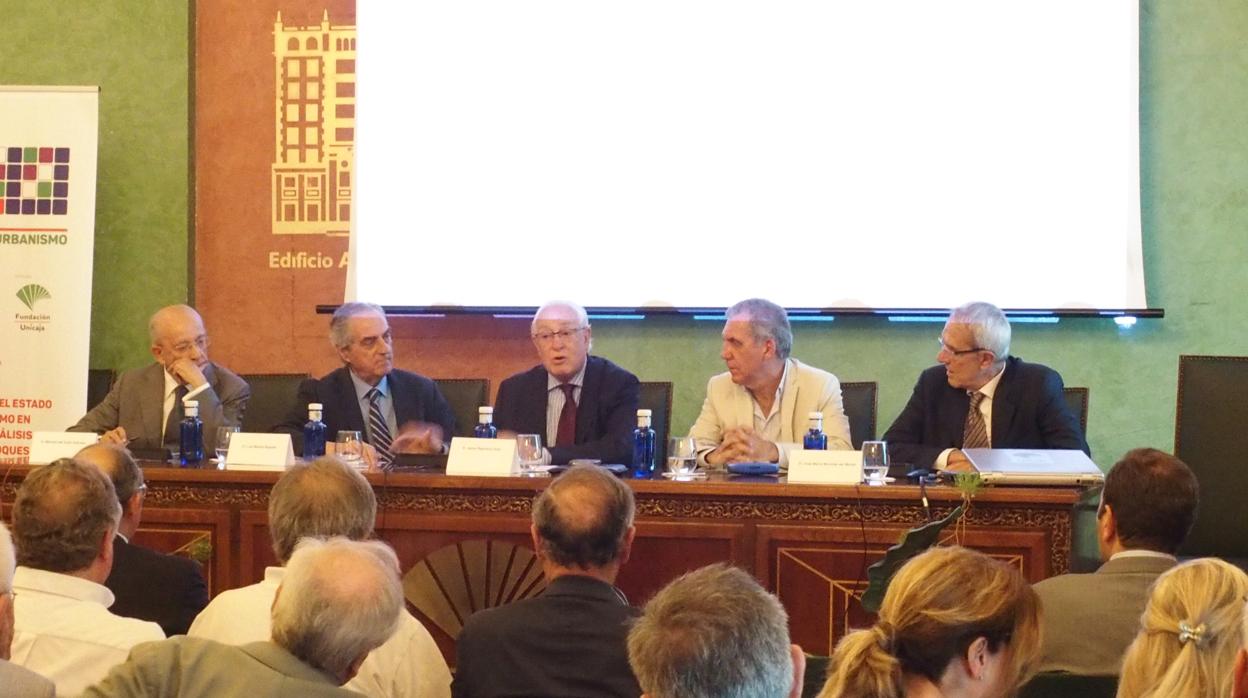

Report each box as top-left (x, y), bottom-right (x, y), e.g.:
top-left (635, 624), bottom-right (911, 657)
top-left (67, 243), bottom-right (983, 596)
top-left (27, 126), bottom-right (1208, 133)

top-left (304, 402), bottom-right (327, 457)
top-left (803, 411), bottom-right (828, 450)
top-left (474, 406), bottom-right (498, 438)
top-left (632, 408), bottom-right (656, 478)
top-left (180, 399), bottom-right (204, 465)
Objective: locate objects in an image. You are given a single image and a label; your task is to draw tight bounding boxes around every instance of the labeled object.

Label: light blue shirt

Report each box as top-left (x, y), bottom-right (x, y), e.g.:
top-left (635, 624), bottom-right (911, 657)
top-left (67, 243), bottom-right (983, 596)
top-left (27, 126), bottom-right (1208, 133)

top-left (349, 371), bottom-right (397, 444)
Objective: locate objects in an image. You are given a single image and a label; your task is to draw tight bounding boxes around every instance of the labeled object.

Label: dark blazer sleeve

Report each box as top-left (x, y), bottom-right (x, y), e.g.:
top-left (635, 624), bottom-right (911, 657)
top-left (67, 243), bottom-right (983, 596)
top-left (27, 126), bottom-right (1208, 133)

top-left (548, 359), bottom-right (641, 465)
top-left (493, 369), bottom-right (544, 436)
top-left (394, 371), bottom-right (457, 440)
top-left (882, 368), bottom-right (950, 470)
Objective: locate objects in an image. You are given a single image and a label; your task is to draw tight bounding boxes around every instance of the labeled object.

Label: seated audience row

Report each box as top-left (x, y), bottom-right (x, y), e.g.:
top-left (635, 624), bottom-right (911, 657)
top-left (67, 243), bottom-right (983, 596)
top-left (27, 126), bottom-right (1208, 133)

top-left (69, 297), bottom-right (1089, 474)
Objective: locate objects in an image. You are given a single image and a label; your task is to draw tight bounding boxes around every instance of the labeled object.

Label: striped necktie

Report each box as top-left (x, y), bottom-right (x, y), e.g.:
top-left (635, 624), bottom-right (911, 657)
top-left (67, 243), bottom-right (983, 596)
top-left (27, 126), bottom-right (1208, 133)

top-left (962, 391), bottom-right (990, 449)
top-left (366, 388), bottom-right (395, 468)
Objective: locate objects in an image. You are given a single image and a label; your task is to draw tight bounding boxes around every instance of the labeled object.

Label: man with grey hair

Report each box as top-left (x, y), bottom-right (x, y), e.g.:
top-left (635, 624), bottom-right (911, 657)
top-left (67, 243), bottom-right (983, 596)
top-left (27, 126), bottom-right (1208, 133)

top-left (689, 298), bottom-right (851, 469)
top-left (70, 304), bottom-right (249, 456)
top-left (10, 459), bottom-right (164, 696)
top-left (453, 464), bottom-right (641, 698)
top-left (84, 537), bottom-right (404, 697)
top-left (883, 301), bottom-right (1087, 471)
top-left (77, 443), bottom-right (208, 636)
top-left (494, 300), bottom-right (641, 464)
top-left (280, 301), bottom-right (455, 468)
top-left (627, 563), bottom-right (805, 698)
top-left (0, 522), bottom-right (55, 697)
top-left (189, 456), bottom-right (451, 697)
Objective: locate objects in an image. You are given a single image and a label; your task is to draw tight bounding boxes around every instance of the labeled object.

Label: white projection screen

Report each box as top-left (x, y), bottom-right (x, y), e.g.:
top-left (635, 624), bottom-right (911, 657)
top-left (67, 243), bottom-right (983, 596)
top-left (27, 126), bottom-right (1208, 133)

top-left (351, 1), bottom-right (1145, 313)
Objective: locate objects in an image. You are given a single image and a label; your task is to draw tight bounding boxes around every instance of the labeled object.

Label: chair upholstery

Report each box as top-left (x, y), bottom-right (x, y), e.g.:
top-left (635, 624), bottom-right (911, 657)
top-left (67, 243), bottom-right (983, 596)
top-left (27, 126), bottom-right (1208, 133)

top-left (434, 378), bottom-right (490, 438)
top-left (840, 381), bottom-right (877, 449)
top-left (1019, 673), bottom-right (1117, 698)
top-left (800, 654), bottom-right (831, 698)
top-left (1175, 355), bottom-right (1248, 558)
top-left (239, 373), bottom-right (309, 433)
top-left (639, 381), bottom-right (673, 466)
top-left (87, 368), bottom-right (116, 411)
top-left (1062, 386), bottom-right (1090, 434)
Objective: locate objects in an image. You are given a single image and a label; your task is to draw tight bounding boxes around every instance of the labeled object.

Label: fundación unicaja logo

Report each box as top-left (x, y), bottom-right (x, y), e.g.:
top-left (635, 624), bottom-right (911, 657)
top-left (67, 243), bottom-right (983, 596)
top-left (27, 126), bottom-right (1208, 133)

top-left (16, 283), bottom-right (50, 310)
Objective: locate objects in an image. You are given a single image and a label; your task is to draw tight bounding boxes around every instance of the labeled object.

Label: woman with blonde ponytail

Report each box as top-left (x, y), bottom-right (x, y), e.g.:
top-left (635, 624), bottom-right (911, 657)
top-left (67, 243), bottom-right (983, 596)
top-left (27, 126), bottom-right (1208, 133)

top-left (819, 546), bottom-right (1041, 698)
top-left (1117, 557), bottom-right (1248, 698)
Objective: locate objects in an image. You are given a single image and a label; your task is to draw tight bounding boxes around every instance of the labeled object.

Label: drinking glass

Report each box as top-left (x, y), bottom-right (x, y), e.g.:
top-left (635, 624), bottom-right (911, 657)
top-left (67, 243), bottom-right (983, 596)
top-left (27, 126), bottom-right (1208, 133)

top-left (862, 440), bottom-right (889, 484)
top-left (516, 433), bottom-right (544, 474)
top-left (336, 430), bottom-right (365, 469)
top-left (214, 426), bottom-right (239, 464)
top-left (666, 436), bottom-right (699, 477)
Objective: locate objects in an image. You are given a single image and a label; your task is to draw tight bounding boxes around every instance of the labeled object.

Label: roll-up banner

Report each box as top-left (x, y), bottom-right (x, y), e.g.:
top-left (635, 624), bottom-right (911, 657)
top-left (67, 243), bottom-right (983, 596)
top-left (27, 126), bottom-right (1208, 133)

top-left (0, 86), bottom-right (99, 463)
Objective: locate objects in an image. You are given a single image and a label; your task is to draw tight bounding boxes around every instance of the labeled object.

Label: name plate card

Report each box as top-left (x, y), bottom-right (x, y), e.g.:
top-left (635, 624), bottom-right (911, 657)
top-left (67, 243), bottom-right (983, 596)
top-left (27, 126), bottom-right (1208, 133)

top-left (447, 437), bottom-right (518, 477)
top-left (28, 431), bottom-right (99, 464)
top-left (226, 433), bottom-right (296, 471)
top-left (787, 449), bottom-right (863, 485)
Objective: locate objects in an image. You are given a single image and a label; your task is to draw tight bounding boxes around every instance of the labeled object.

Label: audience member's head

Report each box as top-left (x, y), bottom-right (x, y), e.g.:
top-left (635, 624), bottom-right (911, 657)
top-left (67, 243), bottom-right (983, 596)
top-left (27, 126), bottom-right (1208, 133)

top-left (12, 458), bottom-right (122, 582)
top-left (531, 464), bottom-right (635, 575)
top-left (329, 301), bottom-right (392, 385)
top-left (271, 536), bottom-right (403, 684)
top-left (820, 546), bottom-right (1041, 698)
top-left (530, 301), bottom-right (592, 382)
top-left (1098, 447), bottom-right (1199, 558)
top-left (939, 301), bottom-right (1010, 391)
top-left (149, 304), bottom-right (210, 370)
top-left (268, 456), bottom-right (377, 564)
top-left (628, 562), bottom-right (803, 698)
top-left (1, 522), bottom-right (15, 660)
top-left (76, 442), bottom-right (146, 537)
top-left (1118, 558), bottom-right (1248, 698)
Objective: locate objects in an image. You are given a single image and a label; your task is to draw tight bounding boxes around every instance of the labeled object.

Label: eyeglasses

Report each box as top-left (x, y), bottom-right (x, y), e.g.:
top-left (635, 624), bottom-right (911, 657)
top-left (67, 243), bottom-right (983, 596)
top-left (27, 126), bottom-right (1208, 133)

top-left (532, 328), bottom-right (586, 344)
top-left (937, 338), bottom-right (987, 356)
top-left (171, 335), bottom-right (210, 353)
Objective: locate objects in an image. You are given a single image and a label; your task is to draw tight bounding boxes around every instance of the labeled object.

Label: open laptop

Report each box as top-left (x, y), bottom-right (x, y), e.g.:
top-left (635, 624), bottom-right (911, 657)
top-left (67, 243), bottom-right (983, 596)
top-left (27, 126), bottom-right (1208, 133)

top-left (963, 448), bottom-right (1104, 486)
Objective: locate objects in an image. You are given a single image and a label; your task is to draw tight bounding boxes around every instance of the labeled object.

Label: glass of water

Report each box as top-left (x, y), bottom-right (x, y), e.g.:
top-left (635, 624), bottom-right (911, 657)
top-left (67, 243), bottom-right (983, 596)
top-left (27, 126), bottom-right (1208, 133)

top-left (214, 426), bottom-right (239, 464)
top-left (336, 430), bottom-right (365, 469)
top-left (666, 436), bottom-right (699, 478)
top-left (862, 440), bottom-right (889, 484)
top-left (515, 433), bottom-right (544, 474)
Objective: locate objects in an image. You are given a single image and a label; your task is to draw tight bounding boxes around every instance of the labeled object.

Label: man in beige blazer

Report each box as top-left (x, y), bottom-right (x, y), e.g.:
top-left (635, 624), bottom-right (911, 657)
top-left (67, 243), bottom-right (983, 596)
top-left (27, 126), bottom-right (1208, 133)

top-left (1033, 448), bottom-right (1199, 676)
top-left (689, 298), bottom-right (851, 470)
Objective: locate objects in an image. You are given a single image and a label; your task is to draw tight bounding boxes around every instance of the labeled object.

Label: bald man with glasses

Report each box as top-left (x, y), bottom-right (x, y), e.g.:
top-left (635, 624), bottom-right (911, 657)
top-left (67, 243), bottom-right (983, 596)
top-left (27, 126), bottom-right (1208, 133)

top-left (882, 301), bottom-right (1088, 472)
top-left (493, 301), bottom-right (640, 465)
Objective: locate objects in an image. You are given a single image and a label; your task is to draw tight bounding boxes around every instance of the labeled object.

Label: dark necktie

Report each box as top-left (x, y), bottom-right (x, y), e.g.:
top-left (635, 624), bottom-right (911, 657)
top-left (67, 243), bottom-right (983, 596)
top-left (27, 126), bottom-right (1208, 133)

top-left (366, 388), bottom-right (395, 469)
top-left (163, 384), bottom-right (188, 447)
top-left (555, 383), bottom-right (577, 448)
top-left (962, 391), bottom-right (990, 449)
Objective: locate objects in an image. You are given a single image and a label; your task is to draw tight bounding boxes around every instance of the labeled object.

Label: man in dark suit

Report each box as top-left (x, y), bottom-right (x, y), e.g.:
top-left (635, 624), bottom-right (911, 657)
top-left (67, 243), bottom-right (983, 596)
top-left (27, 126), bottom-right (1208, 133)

top-left (77, 443), bottom-right (208, 636)
top-left (453, 465), bottom-right (641, 698)
top-left (1034, 448), bottom-right (1198, 675)
top-left (882, 301), bottom-right (1087, 471)
top-left (494, 301), bottom-right (640, 465)
top-left (280, 302), bottom-right (456, 468)
top-left (69, 304), bottom-right (249, 456)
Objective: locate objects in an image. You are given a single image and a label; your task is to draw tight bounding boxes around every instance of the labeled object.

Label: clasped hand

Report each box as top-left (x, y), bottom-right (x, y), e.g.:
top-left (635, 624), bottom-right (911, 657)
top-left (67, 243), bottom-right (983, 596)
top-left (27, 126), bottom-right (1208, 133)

top-left (708, 427), bottom-right (779, 465)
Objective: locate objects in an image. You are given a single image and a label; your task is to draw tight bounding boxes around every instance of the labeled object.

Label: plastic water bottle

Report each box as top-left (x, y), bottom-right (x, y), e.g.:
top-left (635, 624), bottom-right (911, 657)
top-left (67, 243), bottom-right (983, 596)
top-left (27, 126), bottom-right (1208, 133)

top-left (632, 409), bottom-right (656, 478)
top-left (180, 400), bottom-right (204, 465)
top-left (803, 411), bottom-right (828, 450)
top-left (304, 402), bottom-right (327, 457)
top-left (474, 406), bottom-right (498, 438)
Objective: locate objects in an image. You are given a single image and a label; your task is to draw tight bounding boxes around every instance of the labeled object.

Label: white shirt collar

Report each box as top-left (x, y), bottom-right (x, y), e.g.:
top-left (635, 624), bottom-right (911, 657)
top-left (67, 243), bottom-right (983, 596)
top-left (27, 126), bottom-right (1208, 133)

top-left (13, 566), bottom-right (115, 608)
top-left (1109, 549), bottom-right (1178, 562)
top-left (350, 371), bottom-right (389, 402)
top-left (162, 368), bottom-right (180, 399)
top-left (973, 364), bottom-right (1007, 400)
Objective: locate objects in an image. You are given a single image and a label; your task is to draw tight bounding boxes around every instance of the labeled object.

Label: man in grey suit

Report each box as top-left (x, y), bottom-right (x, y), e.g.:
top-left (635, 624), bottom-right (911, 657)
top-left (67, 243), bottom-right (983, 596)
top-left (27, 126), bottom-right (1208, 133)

top-left (70, 304), bottom-right (249, 456)
top-left (0, 522), bottom-right (56, 697)
top-left (83, 537), bottom-right (403, 698)
top-left (1034, 448), bottom-right (1199, 675)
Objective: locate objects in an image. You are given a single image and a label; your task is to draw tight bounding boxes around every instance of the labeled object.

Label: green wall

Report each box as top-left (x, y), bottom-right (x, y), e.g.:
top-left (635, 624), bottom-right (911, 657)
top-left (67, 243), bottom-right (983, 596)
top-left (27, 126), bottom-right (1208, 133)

top-left (7, 0), bottom-right (1246, 466)
top-left (1, 0), bottom-right (191, 370)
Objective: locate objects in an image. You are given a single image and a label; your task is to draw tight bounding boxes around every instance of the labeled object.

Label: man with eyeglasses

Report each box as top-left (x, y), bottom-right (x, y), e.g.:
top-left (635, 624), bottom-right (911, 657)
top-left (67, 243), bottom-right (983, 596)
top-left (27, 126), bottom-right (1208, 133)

top-left (70, 304), bottom-right (250, 457)
top-left (882, 301), bottom-right (1087, 472)
top-left (281, 302), bottom-right (456, 467)
top-left (493, 301), bottom-right (640, 465)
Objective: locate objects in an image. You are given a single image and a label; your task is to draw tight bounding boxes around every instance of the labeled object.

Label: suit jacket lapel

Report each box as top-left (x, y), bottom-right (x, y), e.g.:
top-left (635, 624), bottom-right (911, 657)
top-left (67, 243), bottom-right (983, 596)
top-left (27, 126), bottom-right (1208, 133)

top-left (576, 358), bottom-right (601, 440)
top-left (334, 369), bottom-right (366, 432)
top-left (991, 359), bottom-right (1019, 445)
top-left (944, 387), bottom-right (971, 447)
top-left (140, 363), bottom-right (166, 443)
top-left (779, 359), bottom-right (798, 442)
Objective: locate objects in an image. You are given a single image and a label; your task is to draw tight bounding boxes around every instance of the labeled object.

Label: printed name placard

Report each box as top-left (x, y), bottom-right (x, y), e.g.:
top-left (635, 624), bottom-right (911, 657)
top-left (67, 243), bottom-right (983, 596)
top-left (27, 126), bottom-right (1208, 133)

top-left (28, 431), bottom-right (99, 465)
top-left (226, 433), bottom-right (296, 470)
top-left (787, 449), bottom-right (863, 485)
top-left (447, 437), bottom-right (518, 477)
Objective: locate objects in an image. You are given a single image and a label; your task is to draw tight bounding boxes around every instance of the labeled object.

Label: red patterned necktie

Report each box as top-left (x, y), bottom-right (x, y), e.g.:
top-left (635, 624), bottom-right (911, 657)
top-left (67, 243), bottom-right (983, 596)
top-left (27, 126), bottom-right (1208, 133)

top-left (555, 383), bottom-right (577, 447)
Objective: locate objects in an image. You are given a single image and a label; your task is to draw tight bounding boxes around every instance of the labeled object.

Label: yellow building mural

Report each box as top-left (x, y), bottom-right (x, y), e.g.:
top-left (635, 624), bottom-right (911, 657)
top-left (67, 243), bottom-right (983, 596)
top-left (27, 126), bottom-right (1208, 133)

top-left (272, 10), bottom-right (355, 236)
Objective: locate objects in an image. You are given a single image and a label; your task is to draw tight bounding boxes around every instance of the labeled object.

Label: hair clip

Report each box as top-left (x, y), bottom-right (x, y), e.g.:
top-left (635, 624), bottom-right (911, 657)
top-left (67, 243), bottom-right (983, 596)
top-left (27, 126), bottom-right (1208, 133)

top-left (1178, 621), bottom-right (1208, 647)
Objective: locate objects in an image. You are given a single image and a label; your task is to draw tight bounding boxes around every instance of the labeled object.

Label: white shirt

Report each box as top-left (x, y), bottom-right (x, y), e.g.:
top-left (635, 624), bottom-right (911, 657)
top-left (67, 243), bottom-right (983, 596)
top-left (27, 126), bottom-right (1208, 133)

top-left (749, 360), bottom-right (791, 445)
top-left (936, 366), bottom-right (1006, 469)
top-left (161, 369), bottom-right (180, 442)
top-left (188, 567), bottom-right (452, 698)
top-left (11, 566), bottom-right (165, 697)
